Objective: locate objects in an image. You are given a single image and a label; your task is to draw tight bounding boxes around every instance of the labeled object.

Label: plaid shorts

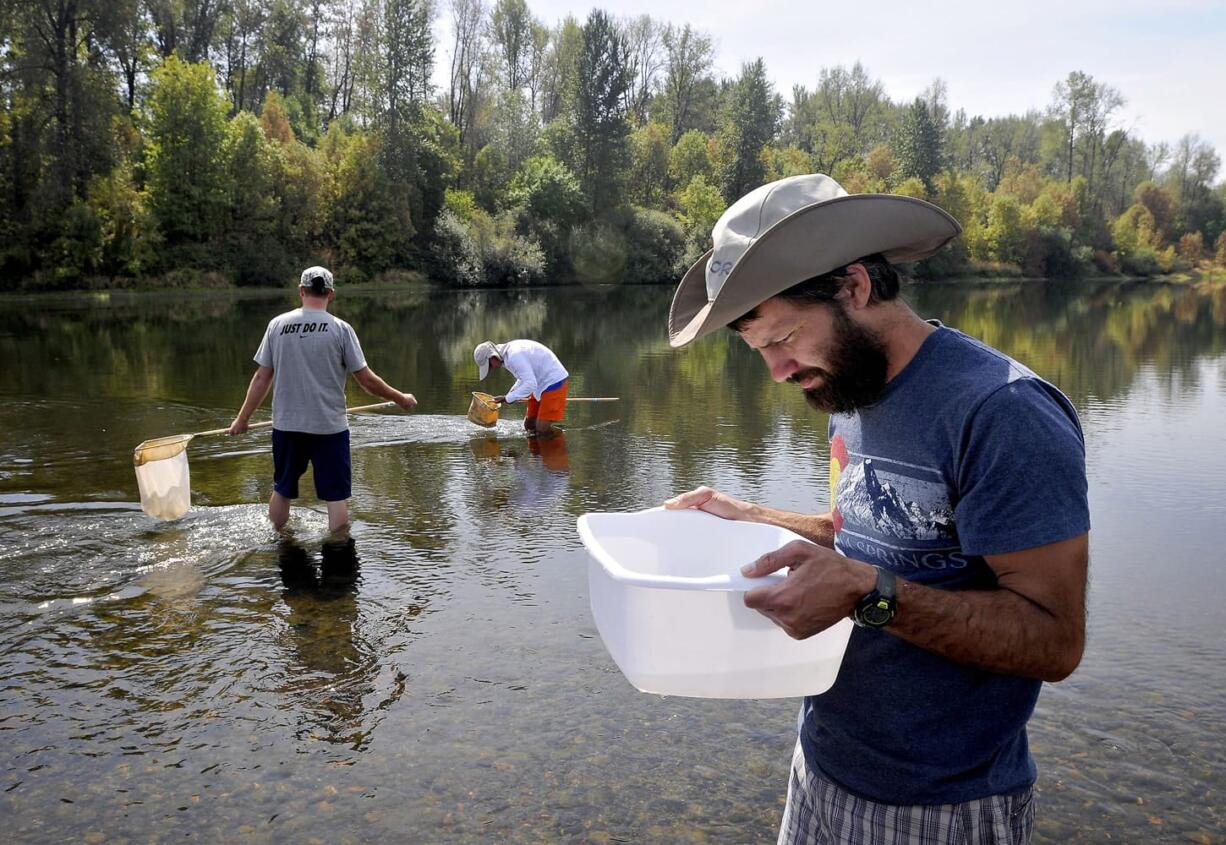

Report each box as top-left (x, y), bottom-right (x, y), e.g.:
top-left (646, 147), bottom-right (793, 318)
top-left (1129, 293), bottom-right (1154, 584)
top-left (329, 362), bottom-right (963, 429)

top-left (777, 741), bottom-right (1036, 845)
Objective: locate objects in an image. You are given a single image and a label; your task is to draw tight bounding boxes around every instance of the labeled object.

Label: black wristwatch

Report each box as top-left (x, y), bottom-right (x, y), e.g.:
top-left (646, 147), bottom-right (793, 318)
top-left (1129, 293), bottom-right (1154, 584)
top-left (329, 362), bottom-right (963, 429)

top-left (852, 566), bottom-right (898, 628)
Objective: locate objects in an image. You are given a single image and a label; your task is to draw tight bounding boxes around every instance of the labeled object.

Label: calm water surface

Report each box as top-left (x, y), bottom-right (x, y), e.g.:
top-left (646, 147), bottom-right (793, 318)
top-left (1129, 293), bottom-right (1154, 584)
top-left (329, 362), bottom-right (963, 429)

top-left (1, 281), bottom-right (1223, 844)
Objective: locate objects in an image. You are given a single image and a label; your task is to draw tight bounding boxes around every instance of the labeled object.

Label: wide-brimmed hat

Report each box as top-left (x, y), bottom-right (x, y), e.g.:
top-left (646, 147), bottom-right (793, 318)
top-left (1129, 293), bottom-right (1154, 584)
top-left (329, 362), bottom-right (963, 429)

top-left (668, 174), bottom-right (962, 347)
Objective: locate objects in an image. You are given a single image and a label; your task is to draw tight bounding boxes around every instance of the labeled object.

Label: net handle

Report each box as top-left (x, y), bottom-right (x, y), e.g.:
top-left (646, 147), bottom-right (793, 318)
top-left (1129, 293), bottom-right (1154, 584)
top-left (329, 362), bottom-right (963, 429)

top-left (191, 401), bottom-right (397, 438)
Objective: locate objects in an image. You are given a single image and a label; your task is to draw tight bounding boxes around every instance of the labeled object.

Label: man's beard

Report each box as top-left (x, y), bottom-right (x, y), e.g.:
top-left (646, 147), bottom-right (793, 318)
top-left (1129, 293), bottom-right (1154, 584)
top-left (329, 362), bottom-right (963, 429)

top-left (788, 304), bottom-right (889, 414)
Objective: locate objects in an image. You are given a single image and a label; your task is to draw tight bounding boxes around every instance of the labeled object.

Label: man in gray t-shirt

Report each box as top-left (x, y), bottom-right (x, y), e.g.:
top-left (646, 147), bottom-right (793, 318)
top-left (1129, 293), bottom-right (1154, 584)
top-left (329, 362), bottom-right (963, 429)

top-left (229, 267), bottom-right (416, 532)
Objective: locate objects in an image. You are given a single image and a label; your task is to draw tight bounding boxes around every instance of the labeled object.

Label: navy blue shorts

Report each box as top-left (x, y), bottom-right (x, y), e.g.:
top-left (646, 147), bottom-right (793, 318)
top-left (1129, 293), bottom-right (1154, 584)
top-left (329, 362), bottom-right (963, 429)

top-left (271, 429), bottom-right (351, 502)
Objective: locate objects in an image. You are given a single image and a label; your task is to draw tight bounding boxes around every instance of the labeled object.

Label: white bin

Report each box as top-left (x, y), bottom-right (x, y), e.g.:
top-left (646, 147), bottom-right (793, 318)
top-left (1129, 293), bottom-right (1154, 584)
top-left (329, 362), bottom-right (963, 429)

top-left (577, 508), bottom-right (853, 699)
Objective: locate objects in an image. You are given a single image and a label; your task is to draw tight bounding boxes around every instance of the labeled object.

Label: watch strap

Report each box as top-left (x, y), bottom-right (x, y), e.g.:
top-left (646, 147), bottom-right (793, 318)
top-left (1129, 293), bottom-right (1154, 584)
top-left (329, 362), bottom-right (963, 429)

top-left (853, 565), bottom-right (898, 628)
top-left (875, 567), bottom-right (897, 600)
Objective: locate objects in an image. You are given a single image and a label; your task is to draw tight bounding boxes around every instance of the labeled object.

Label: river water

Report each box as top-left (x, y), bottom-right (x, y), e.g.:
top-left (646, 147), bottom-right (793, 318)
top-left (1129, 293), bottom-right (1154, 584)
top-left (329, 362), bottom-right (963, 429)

top-left (1, 280), bottom-right (1223, 843)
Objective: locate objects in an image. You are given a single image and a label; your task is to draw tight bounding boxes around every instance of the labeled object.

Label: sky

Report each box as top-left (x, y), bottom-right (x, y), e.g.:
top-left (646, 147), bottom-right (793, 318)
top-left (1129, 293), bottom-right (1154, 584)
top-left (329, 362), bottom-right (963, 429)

top-left (432, 0), bottom-right (1226, 164)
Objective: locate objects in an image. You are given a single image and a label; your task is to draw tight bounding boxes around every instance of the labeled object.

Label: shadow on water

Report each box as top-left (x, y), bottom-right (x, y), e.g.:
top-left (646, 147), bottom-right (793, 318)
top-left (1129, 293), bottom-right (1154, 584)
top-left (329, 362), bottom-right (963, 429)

top-left (274, 536), bottom-right (407, 751)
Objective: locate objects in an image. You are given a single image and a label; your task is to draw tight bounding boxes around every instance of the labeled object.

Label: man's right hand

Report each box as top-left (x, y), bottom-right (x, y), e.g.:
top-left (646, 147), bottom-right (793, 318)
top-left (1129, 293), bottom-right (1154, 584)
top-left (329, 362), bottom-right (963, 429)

top-left (228, 418), bottom-right (249, 435)
top-left (663, 486), bottom-right (758, 522)
top-left (397, 392), bottom-right (418, 410)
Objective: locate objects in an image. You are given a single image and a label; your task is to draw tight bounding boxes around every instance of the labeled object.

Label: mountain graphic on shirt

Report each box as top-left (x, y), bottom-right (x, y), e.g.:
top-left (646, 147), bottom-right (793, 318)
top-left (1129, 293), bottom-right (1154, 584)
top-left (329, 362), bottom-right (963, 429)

top-left (836, 459), bottom-right (955, 541)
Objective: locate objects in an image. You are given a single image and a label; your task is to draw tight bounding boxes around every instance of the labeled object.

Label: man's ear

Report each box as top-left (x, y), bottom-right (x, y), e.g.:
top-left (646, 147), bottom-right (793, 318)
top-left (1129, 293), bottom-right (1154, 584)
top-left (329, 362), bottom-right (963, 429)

top-left (842, 264), bottom-right (873, 310)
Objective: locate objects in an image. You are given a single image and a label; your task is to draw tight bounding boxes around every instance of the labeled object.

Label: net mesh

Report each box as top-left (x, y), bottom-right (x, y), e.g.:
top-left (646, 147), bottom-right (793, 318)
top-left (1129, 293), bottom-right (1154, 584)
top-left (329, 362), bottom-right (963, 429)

top-left (468, 392), bottom-right (500, 427)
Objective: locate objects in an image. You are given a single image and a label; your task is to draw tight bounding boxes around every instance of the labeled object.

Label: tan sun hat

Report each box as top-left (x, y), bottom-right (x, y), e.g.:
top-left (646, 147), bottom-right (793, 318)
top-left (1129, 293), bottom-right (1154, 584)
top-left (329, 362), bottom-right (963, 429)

top-left (668, 174), bottom-right (962, 347)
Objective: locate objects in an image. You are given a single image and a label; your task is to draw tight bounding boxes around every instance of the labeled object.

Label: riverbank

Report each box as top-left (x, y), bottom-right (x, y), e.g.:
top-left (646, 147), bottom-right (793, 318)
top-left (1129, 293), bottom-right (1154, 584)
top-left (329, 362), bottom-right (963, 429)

top-left (3, 261), bottom-right (1224, 297)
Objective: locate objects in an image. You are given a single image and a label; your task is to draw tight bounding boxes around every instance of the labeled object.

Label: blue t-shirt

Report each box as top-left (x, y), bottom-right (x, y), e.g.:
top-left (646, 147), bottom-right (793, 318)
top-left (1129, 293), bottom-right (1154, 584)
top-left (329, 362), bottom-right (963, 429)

top-left (801, 324), bottom-right (1090, 805)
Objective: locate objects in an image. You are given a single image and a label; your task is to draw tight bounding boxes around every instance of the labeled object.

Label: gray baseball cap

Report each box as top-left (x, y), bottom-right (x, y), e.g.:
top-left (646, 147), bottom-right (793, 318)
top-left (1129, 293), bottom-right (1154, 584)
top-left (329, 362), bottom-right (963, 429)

top-left (299, 266), bottom-right (335, 291)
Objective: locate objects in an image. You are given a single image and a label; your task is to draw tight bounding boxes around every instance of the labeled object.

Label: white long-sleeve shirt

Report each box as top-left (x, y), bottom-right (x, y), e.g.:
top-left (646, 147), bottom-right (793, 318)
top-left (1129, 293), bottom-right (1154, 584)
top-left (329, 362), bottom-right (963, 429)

top-left (499, 340), bottom-right (569, 402)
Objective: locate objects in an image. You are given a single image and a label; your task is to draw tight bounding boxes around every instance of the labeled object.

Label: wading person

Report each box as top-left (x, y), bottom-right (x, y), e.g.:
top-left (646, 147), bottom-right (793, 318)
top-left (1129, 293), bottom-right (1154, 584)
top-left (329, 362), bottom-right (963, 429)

top-left (474, 339), bottom-right (569, 438)
top-left (663, 174), bottom-right (1089, 845)
top-left (229, 267), bottom-right (417, 532)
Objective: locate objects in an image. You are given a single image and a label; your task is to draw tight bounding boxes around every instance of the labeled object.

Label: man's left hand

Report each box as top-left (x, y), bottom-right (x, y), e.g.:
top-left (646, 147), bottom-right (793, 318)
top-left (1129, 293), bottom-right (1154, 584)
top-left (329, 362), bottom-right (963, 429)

top-left (741, 540), bottom-right (876, 639)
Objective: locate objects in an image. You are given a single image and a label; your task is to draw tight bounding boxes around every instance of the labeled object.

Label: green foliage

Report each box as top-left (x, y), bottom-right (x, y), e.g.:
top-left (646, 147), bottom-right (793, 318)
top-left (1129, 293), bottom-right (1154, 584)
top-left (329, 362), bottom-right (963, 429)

top-left (431, 208), bottom-right (546, 287)
top-left (411, 106), bottom-right (463, 237)
top-left (1112, 204), bottom-right (1158, 258)
top-left (894, 98), bottom-right (944, 191)
top-left (629, 122), bottom-right (672, 207)
top-left (501, 155), bottom-right (586, 272)
top-left (473, 145), bottom-right (511, 210)
top-left (717, 59), bottom-right (779, 201)
top-left (87, 165), bottom-right (158, 277)
top-left (223, 111), bottom-right (291, 285)
top-left (329, 134), bottom-right (415, 274)
top-left (984, 195), bottom-right (1029, 265)
top-left (145, 56), bottom-right (230, 244)
top-left (568, 207), bottom-right (686, 285)
top-left (790, 63), bottom-right (890, 174)
top-left (892, 177), bottom-right (929, 200)
top-left (762, 146), bottom-right (814, 182)
top-left (669, 130), bottom-right (714, 188)
top-left (1021, 227), bottom-right (1089, 279)
top-left (278, 141), bottom-right (328, 254)
top-left (574, 10), bottom-right (631, 210)
top-left (1119, 246), bottom-right (1163, 277)
top-left (617, 207), bottom-right (688, 284)
top-left (48, 202), bottom-right (104, 284)
top-left (506, 155), bottom-right (588, 224)
top-left (912, 172), bottom-right (973, 276)
top-left (658, 24), bottom-right (716, 142)
top-left (3, 4), bottom-right (1224, 289)
top-left (444, 188), bottom-right (481, 221)
top-left (675, 174), bottom-right (724, 235)
top-left (540, 16), bottom-right (584, 125)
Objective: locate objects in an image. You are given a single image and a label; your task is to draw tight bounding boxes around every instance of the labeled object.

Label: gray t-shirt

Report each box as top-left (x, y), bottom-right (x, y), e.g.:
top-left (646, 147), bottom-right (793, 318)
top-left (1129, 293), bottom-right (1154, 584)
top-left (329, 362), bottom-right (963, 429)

top-left (254, 308), bottom-right (367, 434)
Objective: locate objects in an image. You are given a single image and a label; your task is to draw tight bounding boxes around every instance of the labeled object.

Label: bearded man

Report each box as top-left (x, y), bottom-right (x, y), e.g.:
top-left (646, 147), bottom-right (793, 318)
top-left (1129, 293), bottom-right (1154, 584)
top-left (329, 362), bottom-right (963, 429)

top-left (664, 174), bottom-right (1090, 845)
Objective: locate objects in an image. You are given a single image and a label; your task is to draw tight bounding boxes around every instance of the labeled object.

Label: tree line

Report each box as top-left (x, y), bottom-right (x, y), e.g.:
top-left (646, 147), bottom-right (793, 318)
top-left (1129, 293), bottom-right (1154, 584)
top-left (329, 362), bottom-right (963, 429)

top-left (2, 0), bottom-right (1224, 291)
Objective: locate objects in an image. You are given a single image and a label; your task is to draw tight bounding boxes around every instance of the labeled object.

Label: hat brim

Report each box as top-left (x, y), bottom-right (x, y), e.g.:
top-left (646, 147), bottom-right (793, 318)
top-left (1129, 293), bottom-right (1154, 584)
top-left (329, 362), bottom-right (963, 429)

top-left (668, 194), bottom-right (962, 347)
top-left (478, 360), bottom-right (490, 380)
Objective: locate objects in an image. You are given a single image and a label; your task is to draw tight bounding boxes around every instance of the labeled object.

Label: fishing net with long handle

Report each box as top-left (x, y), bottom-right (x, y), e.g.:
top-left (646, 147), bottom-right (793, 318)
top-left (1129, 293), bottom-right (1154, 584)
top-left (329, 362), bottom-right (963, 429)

top-left (133, 401), bottom-right (395, 521)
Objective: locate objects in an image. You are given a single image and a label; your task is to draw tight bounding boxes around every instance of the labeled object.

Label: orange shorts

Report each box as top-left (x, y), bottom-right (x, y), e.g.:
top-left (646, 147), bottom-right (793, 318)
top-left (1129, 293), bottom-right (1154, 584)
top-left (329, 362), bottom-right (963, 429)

top-left (527, 381), bottom-right (568, 421)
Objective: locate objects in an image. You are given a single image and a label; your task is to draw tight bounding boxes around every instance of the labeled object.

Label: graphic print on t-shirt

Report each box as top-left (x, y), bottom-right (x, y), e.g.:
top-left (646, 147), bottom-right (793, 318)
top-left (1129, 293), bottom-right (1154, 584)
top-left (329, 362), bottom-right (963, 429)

top-left (829, 433), bottom-right (969, 575)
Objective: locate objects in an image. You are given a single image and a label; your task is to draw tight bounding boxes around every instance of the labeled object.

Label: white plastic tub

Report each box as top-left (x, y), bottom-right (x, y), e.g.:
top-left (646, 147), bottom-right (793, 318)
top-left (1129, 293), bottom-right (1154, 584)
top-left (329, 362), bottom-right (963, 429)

top-left (577, 508), bottom-right (853, 699)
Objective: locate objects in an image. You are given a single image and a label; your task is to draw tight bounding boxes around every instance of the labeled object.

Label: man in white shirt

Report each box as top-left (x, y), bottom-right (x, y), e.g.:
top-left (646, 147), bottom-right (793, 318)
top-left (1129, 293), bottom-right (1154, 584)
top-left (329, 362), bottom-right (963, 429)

top-left (473, 340), bottom-right (569, 438)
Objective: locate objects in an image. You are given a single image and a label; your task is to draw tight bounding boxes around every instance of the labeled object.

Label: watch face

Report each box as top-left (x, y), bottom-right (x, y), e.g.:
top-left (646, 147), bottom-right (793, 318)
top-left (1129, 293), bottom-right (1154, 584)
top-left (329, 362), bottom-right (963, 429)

top-left (861, 600), bottom-right (894, 627)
